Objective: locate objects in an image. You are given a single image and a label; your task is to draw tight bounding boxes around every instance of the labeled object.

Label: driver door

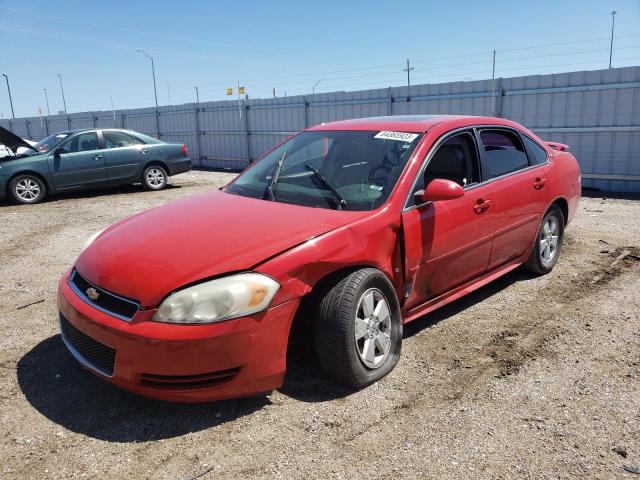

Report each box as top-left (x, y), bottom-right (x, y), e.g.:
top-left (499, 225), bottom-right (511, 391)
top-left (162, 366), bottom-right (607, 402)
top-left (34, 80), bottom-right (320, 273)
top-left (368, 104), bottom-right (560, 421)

top-left (401, 130), bottom-right (495, 310)
top-left (49, 131), bottom-right (107, 190)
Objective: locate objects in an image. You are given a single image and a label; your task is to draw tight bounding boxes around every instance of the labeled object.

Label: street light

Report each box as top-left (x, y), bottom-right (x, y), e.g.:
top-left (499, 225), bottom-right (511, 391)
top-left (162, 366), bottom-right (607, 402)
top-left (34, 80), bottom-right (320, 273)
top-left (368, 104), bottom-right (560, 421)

top-left (312, 78), bottom-right (325, 94)
top-left (43, 88), bottom-right (51, 116)
top-left (195, 86), bottom-right (200, 104)
top-left (2, 74), bottom-right (15, 119)
top-left (609, 10), bottom-right (618, 69)
top-left (137, 49), bottom-right (158, 108)
top-left (57, 74), bottom-right (67, 114)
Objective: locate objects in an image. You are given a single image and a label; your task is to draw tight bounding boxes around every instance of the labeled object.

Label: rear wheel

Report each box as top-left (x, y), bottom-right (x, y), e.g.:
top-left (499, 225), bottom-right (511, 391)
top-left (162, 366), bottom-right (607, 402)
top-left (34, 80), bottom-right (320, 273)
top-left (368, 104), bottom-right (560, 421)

top-left (314, 268), bottom-right (402, 388)
top-left (9, 175), bottom-right (47, 204)
top-left (142, 165), bottom-right (168, 191)
top-left (523, 205), bottom-right (564, 275)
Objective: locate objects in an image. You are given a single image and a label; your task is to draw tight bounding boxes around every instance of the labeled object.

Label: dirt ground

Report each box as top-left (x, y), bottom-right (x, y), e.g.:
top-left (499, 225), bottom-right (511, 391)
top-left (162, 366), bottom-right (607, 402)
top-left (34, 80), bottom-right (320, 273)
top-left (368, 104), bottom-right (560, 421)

top-left (0, 170), bottom-right (639, 480)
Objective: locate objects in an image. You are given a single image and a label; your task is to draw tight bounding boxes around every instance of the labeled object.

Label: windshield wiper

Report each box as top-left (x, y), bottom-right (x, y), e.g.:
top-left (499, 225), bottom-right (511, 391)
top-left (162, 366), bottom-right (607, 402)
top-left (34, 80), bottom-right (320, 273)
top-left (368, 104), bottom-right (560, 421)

top-left (264, 149), bottom-right (287, 201)
top-left (305, 164), bottom-right (347, 210)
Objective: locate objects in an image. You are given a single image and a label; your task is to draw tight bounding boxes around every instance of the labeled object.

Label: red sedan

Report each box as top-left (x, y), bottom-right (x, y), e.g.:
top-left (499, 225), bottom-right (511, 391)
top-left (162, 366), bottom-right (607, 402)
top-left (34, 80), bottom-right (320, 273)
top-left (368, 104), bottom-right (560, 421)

top-left (57, 115), bottom-right (581, 402)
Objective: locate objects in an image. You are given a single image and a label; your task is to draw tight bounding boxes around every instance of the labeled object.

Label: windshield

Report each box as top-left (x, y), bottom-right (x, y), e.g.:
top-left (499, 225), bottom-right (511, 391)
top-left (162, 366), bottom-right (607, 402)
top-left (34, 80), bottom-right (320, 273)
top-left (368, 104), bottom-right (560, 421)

top-left (33, 132), bottom-right (70, 153)
top-left (225, 130), bottom-right (423, 211)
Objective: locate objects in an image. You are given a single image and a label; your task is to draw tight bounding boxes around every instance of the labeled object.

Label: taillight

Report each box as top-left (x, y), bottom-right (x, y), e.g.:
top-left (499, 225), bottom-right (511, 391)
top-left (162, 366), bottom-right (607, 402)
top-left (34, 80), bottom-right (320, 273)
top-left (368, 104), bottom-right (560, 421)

top-left (181, 144), bottom-right (188, 156)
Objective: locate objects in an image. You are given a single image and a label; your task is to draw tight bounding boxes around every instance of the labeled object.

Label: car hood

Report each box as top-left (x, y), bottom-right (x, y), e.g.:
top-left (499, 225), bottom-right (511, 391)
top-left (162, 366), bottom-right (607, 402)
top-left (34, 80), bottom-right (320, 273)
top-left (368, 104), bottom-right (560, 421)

top-left (0, 126), bottom-right (38, 154)
top-left (75, 189), bottom-right (368, 307)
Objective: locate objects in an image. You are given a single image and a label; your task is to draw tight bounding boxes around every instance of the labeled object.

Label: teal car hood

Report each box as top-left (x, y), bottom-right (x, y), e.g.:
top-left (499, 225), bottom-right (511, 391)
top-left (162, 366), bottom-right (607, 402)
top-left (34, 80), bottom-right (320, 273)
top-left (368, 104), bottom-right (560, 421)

top-left (0, 126), bottom-right (38, 155)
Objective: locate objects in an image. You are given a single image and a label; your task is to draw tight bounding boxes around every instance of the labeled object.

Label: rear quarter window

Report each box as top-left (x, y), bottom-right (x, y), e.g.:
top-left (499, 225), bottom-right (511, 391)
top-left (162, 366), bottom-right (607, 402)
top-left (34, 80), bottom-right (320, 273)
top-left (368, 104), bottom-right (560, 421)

top-left (103, 131), bottom-right (143, 148)
top-left (479, 129), bottom-right (529, 178)
top-left (522, 135), bottom-right (549, 165)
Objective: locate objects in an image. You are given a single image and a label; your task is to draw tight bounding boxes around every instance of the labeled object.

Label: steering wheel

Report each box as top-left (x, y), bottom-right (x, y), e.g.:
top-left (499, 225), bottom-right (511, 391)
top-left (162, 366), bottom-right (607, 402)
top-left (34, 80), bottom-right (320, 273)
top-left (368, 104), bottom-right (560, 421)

top-left (368, 164), bottom-right (391, 185)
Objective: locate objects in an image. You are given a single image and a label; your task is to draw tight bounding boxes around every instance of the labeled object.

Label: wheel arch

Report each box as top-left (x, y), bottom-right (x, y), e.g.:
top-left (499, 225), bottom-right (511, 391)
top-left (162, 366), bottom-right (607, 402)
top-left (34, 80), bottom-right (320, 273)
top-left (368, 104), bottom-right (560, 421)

top-left (6, 170), bottom-right (50, 196)
top-left (550, 196), bottom-right (568, 226)
top-left (142, 160), bottom-right (169, 176)
top-left (285, 264), bottom-right (397, 359)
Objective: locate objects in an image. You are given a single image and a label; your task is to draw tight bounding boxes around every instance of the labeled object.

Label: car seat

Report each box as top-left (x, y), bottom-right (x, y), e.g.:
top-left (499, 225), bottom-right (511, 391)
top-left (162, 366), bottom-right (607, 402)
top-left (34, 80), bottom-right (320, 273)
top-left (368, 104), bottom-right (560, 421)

top-left (424, 144), bottom-right (469, 187)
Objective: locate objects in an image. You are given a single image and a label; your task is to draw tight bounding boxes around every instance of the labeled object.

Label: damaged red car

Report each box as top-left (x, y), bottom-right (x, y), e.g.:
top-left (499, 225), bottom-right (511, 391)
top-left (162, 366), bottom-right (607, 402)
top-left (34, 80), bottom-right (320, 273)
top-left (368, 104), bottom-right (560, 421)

top-left (57, 115), bottom-right (581, 402)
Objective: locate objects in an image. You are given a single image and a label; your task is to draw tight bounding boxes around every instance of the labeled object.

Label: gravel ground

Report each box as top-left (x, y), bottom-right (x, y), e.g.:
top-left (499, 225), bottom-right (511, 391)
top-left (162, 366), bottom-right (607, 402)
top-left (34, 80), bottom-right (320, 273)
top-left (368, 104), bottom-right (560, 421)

top-left (0, 170), bottom-right (639, 480)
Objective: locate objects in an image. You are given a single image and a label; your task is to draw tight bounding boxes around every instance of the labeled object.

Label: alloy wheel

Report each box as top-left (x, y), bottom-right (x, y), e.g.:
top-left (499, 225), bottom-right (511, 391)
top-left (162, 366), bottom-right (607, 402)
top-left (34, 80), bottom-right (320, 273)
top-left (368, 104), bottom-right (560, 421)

top-left (354, 288), bottom-right (392, 369)
top-left (539, 216), bottom-right (559, 265)
top-left (15, 178), bottom-right (41, 201)
top-left (146, 168), bottom-right (165, 188)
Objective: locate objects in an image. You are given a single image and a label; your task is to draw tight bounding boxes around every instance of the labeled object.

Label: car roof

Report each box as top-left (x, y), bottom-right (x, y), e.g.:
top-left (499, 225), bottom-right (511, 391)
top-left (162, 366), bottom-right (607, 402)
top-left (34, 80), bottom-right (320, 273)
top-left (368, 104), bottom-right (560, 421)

top-left (53, 128), bottom-right (134, 135)
top-left (307, 115), bottom-right (522, 133)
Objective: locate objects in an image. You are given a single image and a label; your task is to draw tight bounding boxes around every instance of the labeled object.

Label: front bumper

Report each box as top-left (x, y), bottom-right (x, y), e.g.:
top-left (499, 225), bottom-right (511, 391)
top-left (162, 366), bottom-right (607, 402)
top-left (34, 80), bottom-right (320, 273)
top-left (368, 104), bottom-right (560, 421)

top-left (57, 271), bottom-right (299, 402)
top-left (0, 176), bottom-right (7, 200)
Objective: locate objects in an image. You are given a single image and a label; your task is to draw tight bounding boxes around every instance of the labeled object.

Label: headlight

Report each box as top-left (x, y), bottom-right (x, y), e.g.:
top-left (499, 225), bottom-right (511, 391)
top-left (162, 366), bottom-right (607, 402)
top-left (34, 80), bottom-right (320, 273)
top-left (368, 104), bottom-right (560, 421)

top-left (153, 273), bottom-right (280, 324)
top-left (82, 228), bottom-right (106, 252)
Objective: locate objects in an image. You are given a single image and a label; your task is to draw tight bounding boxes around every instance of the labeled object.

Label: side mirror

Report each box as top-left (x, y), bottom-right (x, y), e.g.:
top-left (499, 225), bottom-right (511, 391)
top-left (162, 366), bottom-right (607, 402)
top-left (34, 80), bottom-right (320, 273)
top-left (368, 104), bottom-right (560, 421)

top-left (54, 147), bottom-right (66, 158)
top-left (415, 178), bottom-right (464, 204)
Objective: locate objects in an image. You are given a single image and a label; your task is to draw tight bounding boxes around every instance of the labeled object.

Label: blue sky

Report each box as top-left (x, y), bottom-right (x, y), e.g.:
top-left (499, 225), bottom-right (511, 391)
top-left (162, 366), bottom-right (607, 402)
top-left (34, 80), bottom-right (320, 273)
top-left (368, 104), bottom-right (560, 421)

top-left (0, 0), bottom-right (639, 118)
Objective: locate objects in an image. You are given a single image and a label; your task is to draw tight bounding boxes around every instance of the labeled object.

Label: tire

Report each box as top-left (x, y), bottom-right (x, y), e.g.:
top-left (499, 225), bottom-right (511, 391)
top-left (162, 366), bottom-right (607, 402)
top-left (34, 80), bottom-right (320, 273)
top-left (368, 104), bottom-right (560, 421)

top-left (142, 165), bottom-right (168, 191)
top-left (9, 174), bottom-right (47, 204)
top-left (523, 204), bottom-right (565, 275)
top-left (314, 268), bottom-right (402, 388)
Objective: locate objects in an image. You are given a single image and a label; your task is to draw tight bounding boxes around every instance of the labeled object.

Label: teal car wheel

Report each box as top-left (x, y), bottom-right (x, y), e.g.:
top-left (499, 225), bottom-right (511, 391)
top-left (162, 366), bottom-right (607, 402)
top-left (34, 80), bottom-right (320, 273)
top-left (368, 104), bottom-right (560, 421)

top-left (142, 165), bottom-right (168, 191)
top-left (9, 175), bottom-right (47, 204)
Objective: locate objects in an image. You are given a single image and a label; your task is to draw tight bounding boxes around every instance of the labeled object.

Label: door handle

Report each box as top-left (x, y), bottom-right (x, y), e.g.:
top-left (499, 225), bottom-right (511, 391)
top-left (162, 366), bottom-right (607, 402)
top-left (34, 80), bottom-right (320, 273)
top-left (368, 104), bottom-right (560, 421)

top-left (93, 154), bottom-right (103, 160)
top-left (534, 177), bottom-right (547, 189)
top-left (474, 199), bottom-right (492, 214)
top-left (141, 149), bottom-right (149, 155)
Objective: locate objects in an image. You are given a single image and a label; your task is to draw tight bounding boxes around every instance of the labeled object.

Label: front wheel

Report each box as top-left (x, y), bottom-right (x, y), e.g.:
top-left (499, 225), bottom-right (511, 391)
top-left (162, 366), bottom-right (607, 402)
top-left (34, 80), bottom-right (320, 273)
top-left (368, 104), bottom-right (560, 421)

top-left (142, 165), bottom-right (168, 191)
top-left (523, 205), bottom-right (565, 275)
top-left (314, 268), bottom-right (402, 388)
top-left (9, 175), bottom-right (47, 204)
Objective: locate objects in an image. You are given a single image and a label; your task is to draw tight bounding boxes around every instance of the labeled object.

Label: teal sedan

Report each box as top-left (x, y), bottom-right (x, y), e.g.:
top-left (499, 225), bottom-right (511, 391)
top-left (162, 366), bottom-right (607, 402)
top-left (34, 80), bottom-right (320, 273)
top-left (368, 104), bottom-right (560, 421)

top-left (0, 127), bottom-right (191, 204)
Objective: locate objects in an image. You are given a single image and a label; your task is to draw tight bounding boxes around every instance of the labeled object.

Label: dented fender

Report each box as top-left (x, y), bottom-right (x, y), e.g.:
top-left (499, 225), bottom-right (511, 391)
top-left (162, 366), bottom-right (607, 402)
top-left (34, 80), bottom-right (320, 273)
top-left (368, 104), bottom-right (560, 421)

top-left (255, 205), bottom-right (405, 309)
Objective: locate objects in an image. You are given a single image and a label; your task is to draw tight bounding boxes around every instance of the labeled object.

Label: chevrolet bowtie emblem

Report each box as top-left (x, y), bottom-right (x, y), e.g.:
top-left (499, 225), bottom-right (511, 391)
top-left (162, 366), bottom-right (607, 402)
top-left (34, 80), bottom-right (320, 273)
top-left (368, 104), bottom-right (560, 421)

top-left (86, 287), bottom-right (100, 301)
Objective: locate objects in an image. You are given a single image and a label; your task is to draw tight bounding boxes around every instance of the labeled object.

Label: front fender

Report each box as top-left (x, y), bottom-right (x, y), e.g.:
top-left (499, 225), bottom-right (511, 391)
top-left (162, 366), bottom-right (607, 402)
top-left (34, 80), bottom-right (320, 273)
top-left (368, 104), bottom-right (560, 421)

top-left (255, 207), bottom-right (404, 308)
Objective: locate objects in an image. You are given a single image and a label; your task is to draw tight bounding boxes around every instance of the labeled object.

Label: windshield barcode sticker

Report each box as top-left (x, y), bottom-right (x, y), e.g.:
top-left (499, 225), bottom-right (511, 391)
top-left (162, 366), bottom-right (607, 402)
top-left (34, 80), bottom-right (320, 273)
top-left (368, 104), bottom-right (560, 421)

top-left (374, 131), bottom-right (419, 142)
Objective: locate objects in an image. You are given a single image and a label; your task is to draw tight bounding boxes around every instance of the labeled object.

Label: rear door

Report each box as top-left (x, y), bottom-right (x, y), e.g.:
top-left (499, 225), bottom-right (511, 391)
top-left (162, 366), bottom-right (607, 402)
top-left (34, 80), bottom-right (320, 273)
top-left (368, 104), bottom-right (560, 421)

top-left (477, 128), bottom-right (550, 270)
top-left (401, 129), bottom-right (495, 309)
top-left (101, 130), bottom-right (146, 183)
top-left (49, 131), bottom-right (106, 190)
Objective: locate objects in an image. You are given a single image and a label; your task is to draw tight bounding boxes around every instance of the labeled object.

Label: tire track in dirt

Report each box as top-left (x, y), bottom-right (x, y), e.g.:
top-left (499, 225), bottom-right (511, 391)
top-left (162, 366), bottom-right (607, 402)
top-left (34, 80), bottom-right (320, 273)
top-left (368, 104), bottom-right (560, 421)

top-left (338, 243), bottom-right (640, 448)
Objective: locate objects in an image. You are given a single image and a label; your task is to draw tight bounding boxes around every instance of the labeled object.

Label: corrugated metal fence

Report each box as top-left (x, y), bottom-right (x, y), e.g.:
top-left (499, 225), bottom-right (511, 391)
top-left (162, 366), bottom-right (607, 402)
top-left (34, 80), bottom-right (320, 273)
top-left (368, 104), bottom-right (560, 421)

top-left (2, 66), bottom-right (639, 193)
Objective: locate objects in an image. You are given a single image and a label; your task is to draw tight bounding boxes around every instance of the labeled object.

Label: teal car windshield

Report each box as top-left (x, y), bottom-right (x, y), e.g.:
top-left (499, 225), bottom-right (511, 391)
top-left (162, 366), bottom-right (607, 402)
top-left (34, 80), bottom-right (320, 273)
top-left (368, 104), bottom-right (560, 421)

top-left (33, 133), bottom-right (70, 153)
top-left (225, 130), bottom-right (423, 211)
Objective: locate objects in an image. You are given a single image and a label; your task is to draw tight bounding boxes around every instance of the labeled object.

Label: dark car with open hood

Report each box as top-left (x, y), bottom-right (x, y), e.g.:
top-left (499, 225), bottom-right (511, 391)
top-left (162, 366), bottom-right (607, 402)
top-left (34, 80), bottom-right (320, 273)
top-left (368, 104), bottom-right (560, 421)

top-left (0, 126), bottom-right (191, 204)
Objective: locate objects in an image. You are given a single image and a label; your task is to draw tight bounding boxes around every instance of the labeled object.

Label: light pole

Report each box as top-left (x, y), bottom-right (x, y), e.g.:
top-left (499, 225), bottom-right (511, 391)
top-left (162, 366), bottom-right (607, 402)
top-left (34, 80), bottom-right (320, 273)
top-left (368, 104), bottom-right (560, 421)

top-left (110, 96), bottom-right (116, 125)
top-left (195, 86), bottom-right (200, 104)
top-left (609, 10), bottom-right (617, 69)
top-left (137, 49), bottom-right (158, 108)
top-left (491, 49), bottom-right (497, 116)
top-left (57, 74), bottom-right (67, 113)
top-left (43, 88), bottom-right (51, 115)
top-left (312, 79), bottom-right (325, 94)
top-left (2, 74), bottom-right (15, 119)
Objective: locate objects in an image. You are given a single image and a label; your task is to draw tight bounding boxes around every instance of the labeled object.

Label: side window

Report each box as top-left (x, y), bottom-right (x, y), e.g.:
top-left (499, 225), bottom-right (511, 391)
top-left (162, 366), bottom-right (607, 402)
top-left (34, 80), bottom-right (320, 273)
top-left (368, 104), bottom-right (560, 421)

top-left (479, 129), bottom-right (529, 178)
top-left (103, 131), bottom-right (142, 149)
top-left (412, 131), bottom-right (480, 204)
top-left (522, 135), bottom-right (549, 165)
top-left (63, 132), bottom-right (100, 153)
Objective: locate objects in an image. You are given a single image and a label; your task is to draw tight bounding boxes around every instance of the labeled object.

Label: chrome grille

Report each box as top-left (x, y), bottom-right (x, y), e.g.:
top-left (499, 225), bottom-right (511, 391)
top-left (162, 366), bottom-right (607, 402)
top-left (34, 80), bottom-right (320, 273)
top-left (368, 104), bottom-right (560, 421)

top-left (69, 270), bottom-right (139, 321)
